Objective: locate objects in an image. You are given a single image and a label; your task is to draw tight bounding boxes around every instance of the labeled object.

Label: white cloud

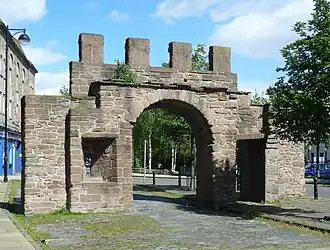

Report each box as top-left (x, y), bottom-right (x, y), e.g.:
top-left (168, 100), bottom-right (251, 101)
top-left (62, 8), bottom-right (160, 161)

top-left (35, 70), bottom-right (69, 95)
top-left (108, 10), bottom-right (129, 22)
top-left (23, 46), bottom-right (66, 66)
top-left (153, 0), bottom-right (314, 59)
top-left (152, 0), bottom-right (219, 24)
top-left (0, 0), bottom-right (47, 25)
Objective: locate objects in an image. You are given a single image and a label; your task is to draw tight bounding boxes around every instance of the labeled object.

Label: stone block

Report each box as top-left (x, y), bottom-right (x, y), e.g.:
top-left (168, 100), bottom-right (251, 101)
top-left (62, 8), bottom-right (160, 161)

top-left (169, 42), bottom-right (192, 72)
top-left (209, 46), bottom-right (231, 73)
top-left (78, 33), bottom-right (104, 64)
top-left (125, 38), bottom-right (150, 69)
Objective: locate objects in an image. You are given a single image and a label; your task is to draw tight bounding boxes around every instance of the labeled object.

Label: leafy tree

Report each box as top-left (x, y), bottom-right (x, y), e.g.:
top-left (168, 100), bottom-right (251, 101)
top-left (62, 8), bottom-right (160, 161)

top-left (266, 0), bottom-right (330, 199)
top-left (251, 90), bottom-right (269, 105)
top-left (59, 85), bottom-right (70, 97)
top-left (113, 59), bottom-right (137, 83)
top-left (192, 44), bottom-right (208, 70)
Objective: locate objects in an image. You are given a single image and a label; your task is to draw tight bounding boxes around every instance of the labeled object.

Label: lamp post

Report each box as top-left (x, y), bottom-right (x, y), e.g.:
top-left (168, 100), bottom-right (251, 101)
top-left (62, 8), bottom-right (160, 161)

top-left (3, 26), bottom-right (30, 182)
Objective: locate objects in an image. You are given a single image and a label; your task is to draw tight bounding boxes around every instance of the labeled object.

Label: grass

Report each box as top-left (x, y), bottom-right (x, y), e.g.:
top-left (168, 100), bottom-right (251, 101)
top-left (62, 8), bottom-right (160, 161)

top-left (134, 184), bottom-right (186, 199)
top-left (5, 179), bottom-right (22, 213)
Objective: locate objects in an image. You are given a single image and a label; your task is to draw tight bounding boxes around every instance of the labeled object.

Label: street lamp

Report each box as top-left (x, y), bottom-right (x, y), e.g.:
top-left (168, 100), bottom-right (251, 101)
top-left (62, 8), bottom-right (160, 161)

top-left (3, 26), bottom-right (30, 182)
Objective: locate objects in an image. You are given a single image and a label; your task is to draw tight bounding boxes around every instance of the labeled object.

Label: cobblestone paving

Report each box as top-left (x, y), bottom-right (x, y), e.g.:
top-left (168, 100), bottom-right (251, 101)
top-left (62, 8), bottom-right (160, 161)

top-left (32, 192), bottom-right (330, 250)
top-left (133, 198), bottom-right (330, 249)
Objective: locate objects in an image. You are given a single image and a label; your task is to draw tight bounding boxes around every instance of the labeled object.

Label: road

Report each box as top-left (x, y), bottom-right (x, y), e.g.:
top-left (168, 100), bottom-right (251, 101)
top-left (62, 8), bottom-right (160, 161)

top-left (133, 176), bottom-right (330, 198)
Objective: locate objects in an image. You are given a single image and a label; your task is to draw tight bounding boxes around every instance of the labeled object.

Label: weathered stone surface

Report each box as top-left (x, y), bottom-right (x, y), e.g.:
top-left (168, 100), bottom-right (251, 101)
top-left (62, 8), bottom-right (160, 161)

top-left (21, 33), bottom-right (305, 215)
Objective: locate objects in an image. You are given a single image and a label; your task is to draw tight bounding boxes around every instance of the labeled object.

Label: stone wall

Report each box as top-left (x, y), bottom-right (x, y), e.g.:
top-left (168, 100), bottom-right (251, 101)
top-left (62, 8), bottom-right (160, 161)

top-left (21, 95), bottom-right (70, 215)
top-left (265, 136), bottom-right (305, 201)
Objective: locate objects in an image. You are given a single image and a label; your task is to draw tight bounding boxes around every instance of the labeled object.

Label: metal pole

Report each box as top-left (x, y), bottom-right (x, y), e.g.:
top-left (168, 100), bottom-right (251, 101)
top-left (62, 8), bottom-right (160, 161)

top-left (143, 139), bottom-right (147, 184)
top-left (3, 26), bottom-right (9, 183)
top-left (152, 171), bottom-right (155, 185)
top-left (178, 168), bottom-right (181, 187)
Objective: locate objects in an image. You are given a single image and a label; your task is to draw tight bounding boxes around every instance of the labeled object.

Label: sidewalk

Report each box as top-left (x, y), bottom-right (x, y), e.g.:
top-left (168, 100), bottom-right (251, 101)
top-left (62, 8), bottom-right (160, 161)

top-left (0, 181), bottom-right (36, 250)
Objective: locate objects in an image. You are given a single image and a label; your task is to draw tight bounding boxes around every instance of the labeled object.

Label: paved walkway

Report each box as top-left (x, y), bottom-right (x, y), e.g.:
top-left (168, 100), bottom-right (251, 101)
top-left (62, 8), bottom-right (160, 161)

top-left (0, 181), bottom-right (35, 250)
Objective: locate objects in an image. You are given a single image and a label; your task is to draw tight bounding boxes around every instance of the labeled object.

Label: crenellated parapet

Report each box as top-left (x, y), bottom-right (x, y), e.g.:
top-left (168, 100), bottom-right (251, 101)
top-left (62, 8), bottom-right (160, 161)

top-left (70, 33), bottom-right (237, 97)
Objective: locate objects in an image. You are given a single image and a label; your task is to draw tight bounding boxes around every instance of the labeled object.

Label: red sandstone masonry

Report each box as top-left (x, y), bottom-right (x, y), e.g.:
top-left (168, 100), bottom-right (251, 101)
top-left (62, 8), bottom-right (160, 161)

top-left (21, 95), bottom-right (70, 215)
top-left (21, 33), bottom-right (305, 215)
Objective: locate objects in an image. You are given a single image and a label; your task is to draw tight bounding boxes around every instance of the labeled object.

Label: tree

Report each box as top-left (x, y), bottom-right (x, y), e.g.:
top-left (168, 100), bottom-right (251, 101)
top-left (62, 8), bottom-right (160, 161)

top-left (251, 90), bottom-right (269, 105)
top-left (113, 59), bottom-right (137, 83)
top-left (266, 0), bottom-right (330, 199)
top-left (59, 85), bottom-right (70, 97)
top-left (191, 44), bottom-right (208, 70)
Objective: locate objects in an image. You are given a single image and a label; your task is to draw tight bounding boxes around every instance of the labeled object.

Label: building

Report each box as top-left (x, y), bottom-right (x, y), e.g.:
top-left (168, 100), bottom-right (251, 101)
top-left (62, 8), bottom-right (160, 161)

top-left (0, 19), bottom-right (37, 176)
top-left (305, 143), bottom-right (329, 164)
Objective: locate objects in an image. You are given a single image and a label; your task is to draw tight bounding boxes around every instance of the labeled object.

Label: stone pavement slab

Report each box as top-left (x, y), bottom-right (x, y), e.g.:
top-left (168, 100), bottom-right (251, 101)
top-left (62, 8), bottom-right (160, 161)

top-left (0, 209), bottom-right (35, 249)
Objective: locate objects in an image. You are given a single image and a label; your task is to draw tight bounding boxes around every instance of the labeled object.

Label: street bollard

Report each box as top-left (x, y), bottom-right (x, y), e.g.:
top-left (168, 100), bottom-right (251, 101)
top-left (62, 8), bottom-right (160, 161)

top-left (152, 171), bottom-right (156, 185)
top-left (178, 170), bottom-right (181, 187)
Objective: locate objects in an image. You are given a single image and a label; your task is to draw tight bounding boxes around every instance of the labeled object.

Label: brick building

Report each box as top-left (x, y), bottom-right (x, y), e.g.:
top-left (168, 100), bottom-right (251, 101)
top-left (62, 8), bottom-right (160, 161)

top-left (0, 19), bottom-right (37, 176)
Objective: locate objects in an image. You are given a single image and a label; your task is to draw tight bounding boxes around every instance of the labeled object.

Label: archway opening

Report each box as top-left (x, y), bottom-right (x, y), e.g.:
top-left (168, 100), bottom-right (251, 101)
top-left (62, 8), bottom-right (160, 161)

top-left (132, 99), bottom-right (214, 208)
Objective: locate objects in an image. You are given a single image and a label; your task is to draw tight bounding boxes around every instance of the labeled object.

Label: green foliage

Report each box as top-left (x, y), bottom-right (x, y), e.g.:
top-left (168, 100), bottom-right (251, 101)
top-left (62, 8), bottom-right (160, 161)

top-left (59, 85), bottom-right (70, 97)
top-left (267, 0), bottom-right (330, 145)
top-left (133, 109), bottom-right (192, 170)
top-left (113, 59), bottom-right (137, 83)
top-left (251, 90), bottom-right (269, 105)
top-left (162, 62), bottom-right (169, 68)
top-left (192, 44), bottom-right (209, 70)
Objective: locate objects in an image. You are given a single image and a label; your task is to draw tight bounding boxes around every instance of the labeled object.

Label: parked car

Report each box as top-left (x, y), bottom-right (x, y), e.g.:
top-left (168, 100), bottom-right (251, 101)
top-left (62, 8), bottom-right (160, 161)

top-left (305, 163), bottom-right (330, 179)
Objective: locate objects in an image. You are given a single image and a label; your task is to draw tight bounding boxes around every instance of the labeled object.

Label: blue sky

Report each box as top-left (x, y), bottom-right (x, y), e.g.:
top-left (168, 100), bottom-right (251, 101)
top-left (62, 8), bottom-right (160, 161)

top-left (0, 0), bottom-right (314, 94)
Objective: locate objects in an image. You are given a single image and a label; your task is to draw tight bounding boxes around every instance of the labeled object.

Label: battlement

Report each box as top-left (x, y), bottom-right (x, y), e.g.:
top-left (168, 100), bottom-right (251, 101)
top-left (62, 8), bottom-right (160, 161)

top-left (70, 33), bottom-right (237, 97)
top-left (78, 33), bottom-right (231, 73)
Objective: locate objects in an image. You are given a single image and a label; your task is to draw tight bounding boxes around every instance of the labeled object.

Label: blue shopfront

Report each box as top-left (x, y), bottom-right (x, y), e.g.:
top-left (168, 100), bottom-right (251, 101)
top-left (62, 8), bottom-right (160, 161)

top-left (0, 130), bottom-right (22, 176)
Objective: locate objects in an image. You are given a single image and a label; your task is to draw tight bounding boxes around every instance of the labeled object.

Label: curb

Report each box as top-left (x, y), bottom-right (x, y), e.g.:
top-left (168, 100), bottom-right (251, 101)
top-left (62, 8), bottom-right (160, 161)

top-left (227, 208), bottom-right (330, 233)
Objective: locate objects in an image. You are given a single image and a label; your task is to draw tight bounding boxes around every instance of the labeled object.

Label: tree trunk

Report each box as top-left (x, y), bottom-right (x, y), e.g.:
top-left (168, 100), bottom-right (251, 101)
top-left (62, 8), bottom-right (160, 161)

top-left (148, 132), bottom-right (152, 171)
top-left (314, 143), bottom-right (320, 199)
top-left (171, 143), bottom-right (175, 172)
top-left (174, 145), bottom-right (177, 172)
top-left (143, 139), bottom-right (147, 184)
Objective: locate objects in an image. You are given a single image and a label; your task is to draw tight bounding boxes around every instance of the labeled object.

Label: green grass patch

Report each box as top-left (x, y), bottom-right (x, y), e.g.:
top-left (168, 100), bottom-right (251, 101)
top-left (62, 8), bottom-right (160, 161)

top-left (255, 216), bottom-right (330, 240)
top-left (7, 180), bottom-right (20, 203)
top-left (134, 184), bottom-right (184, 199)
top-left (82, 214), bottom-right (171, 237)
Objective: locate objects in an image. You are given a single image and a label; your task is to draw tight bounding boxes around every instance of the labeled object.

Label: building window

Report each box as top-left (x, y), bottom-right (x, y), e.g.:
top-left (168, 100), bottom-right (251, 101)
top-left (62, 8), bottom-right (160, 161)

top-left (8, 100), bottom-right (12, 119)
top-left (22, 69), bottom-right (25, 96)
top-left (0, 92), bottom-right (3, 114)
top-left (2, 93), bottom-right (4, 115)
top-left (8, 54), bottom-right (13, 99)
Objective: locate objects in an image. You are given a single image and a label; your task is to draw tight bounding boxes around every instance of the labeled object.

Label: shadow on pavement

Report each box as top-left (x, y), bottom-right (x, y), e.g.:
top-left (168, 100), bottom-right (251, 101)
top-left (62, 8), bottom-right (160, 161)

top-left (0, 197), bottom-right (23, 214)
top-left (133, 184), bottom-right (320, 220)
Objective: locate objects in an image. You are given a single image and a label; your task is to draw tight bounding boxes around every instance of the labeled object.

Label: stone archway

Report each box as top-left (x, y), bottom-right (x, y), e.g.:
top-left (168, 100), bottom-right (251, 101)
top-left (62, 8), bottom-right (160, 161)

top-left (20, 32), bottom-right (306, 215)
top-left (131, 98), bottom-right (215, 207)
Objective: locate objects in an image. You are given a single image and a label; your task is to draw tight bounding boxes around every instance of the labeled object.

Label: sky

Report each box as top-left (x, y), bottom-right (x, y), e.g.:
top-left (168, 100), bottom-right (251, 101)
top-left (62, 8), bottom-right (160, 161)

top-left (0, 0), bottom-right (315, 95)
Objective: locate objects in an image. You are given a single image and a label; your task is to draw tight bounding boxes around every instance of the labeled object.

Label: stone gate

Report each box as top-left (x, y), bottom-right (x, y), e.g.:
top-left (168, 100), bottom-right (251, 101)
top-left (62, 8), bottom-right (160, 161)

top-left (21, 33), bottom-right (305, 215)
